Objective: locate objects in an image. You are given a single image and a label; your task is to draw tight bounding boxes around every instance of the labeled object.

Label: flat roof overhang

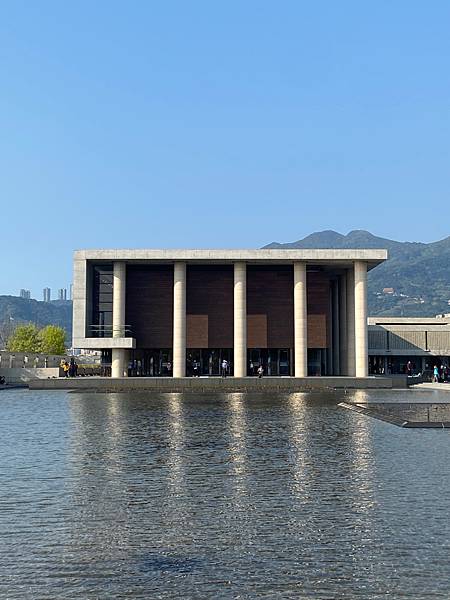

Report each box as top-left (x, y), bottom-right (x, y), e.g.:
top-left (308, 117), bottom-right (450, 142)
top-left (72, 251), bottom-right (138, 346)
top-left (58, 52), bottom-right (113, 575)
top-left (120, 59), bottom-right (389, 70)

top-left (74, 249), bottom-right (388, 271)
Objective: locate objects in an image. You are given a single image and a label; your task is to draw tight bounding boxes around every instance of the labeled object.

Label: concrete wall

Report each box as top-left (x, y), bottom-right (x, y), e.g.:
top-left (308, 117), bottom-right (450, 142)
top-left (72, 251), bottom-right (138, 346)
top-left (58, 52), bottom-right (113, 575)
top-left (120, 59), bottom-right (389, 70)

top-left (30, 375), bottom-right (393, 392)
top-left (0, 367), bottom-right (60, 384)
top-left (369, 320), bottom-right (450, 356)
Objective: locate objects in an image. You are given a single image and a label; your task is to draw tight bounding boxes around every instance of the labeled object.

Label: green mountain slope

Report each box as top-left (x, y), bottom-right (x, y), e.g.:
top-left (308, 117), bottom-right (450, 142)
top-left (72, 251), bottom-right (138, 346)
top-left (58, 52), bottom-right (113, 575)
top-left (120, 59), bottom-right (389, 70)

top-left (265, 230), bottom-right (450, 316)
top-left (0, 296), bottom-right (72, 347)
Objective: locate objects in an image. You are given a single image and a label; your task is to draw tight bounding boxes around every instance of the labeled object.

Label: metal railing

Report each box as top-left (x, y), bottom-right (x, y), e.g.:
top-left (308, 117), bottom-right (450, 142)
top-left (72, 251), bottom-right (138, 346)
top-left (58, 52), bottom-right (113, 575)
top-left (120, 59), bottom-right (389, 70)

top-left (88, 325), bottom-right (133, 338)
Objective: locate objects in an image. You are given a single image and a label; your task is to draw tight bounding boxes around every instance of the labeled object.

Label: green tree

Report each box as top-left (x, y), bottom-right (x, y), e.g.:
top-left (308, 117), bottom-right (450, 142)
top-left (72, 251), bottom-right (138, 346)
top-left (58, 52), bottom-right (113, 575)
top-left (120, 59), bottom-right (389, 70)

top-left (39, 325), bottom-right (66, 355)
top-left (6, 323), bottom-right (41, 352)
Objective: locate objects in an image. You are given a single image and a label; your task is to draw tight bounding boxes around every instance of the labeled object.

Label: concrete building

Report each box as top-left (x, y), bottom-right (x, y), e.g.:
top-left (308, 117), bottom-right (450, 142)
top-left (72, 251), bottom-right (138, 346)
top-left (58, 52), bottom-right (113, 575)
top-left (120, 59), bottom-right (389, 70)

top-left (72, 249), bottom-right (387, 378)
top-left (20, 289), bottom-right (31, 299)
top-left (58, 288), bottom-right (67, 301)
top-left (43, 287), bottom-right (51, 302)
top-left (368, 316), bottom-right (450, 375)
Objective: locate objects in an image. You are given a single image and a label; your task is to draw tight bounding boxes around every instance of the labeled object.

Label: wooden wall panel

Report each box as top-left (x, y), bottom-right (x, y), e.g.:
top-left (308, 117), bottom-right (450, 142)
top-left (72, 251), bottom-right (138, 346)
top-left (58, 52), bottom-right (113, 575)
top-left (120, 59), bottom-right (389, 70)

top-left (307, 272), bottom-right (331, 348)
top-left (307, 314), bottom-right (327, 348)
top-left (186, 266), bottom-right (233, 348)
top-left (125, 264), bottom-right (331, 350)
top-left (247, 266), bottom-right (294, 348)
top-left (126, 265), bottom-right (173, 348)
top-left (187, 314), bottom-right (208, 347)
top-left (247, 314), bottom-right (268, 348)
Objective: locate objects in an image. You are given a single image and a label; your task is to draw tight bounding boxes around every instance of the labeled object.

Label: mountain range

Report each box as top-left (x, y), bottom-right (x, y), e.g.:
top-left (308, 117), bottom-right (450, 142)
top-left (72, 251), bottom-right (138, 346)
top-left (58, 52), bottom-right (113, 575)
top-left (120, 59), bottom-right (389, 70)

top-left (265, 230), bottom-right (450, 317)
top-left (0, 297), bottom-right (72, 347)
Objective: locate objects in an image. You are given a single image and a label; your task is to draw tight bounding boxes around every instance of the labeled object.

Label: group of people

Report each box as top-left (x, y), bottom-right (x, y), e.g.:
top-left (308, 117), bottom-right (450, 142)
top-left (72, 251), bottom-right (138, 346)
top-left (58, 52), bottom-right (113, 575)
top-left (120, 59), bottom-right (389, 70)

top-left (433, 364), bottom-right (449, 383)
top-left (220, 359), bottom-right (264, 378)
top-left (61, 357), bottom-right (78, 378)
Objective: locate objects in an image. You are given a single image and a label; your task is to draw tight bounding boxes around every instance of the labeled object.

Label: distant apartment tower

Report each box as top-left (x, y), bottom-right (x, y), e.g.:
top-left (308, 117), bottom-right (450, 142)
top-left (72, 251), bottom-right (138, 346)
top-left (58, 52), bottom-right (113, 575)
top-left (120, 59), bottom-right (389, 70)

top-left (20, 289), bottom-right (31, 299)
top-left (58, 288), bottom-right (67, 301)
top-left (69, 283), bottom-right (73, 301)
top-left (43, 287), bottom-right (51, 302)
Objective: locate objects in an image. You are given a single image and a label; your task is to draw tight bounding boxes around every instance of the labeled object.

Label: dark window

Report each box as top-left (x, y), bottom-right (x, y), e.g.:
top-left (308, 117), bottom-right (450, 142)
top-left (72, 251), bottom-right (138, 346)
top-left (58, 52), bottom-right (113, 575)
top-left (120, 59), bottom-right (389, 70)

top-left (91, 265), bottom-right (113, 337)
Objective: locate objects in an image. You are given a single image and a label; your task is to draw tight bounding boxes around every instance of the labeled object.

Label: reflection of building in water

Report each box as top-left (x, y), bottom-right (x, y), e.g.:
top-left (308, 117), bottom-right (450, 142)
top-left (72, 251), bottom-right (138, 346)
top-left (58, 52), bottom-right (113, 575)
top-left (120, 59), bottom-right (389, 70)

top-left (72, 248), bottom-right (387, 378)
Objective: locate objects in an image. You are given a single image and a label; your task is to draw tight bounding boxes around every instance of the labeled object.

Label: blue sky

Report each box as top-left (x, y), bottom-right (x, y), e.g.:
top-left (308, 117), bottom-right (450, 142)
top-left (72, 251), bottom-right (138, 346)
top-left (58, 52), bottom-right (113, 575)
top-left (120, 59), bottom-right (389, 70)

top-left (1, 1), bottom-right (449, 297)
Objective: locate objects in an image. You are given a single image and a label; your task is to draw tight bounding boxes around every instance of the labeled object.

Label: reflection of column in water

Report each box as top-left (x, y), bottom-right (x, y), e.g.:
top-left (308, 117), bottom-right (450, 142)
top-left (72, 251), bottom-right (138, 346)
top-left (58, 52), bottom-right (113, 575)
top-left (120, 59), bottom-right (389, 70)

top-left (286, 392), bottom-right (310, 502)
top-left (166, 393), bottom-right (185, 495)
top-left (227, 393), bottom-right (247, 476)
top-left (348, 389), bottom-right (376, 513)
top-left (344, 389), bottom-right (379, 578)
top-left (226, 393), bottom-right (249, 511)
top-left (68, 392), bottom-right (126, 477)
top-left (351, 389), bottom-right (370, 405)
top-left (65, 392), bottom-right (131, 564)
top-left (163, 393), bottom-right (195, 552)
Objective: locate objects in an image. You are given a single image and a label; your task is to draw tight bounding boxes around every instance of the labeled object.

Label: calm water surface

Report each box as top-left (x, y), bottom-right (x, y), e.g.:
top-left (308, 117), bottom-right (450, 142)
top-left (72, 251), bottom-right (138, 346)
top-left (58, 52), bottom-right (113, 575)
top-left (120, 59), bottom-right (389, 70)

top-left (0, 389), bottom-right (449, 599)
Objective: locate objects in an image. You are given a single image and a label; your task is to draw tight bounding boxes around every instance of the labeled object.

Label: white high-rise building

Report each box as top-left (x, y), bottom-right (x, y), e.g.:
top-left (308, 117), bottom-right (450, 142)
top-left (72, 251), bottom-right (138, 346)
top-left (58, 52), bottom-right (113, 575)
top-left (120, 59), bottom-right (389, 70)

top-left (43, 288), bottom-right (51, 302)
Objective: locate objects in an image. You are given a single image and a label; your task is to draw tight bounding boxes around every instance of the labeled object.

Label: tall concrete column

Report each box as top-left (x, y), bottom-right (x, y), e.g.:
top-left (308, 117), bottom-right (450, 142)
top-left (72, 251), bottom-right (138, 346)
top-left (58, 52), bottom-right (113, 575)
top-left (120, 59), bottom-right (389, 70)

top-left (234, 262), bottom-right (247, 377)
top-left (173, 262), bottom-right (186, 377)
top-left (112, 348), bottom-right (127, 378)
top-left (113, 261), bottom-right (126, 338)
top-left (332, 280), bottom-right (340, 375)
top-left (354, 260), bottom-right (368, 377)
top-left (339, 274), bottom-right (347, 375)
top-left (112, 261), bottom-right (127, 378)
top-left (346, 267), bottom-right (356, 376)
top-left (294, 262), bottom-right (308, 377)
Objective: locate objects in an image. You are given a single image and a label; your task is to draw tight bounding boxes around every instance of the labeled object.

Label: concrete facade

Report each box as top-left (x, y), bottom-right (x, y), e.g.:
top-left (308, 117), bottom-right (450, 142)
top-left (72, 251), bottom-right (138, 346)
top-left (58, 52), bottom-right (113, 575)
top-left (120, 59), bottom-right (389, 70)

top-left (72, 248), bottom-right (387, 378)
top-left (368, 316), bottom-right (450, 375)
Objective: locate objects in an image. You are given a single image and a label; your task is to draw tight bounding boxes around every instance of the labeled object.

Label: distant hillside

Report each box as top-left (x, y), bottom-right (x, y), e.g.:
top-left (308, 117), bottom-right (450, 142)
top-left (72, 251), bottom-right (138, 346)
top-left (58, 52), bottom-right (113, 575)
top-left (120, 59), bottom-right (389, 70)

top-left (265, 230), bottom-right (450, 317)
top-left (0, 296), bottom-right (72, 347)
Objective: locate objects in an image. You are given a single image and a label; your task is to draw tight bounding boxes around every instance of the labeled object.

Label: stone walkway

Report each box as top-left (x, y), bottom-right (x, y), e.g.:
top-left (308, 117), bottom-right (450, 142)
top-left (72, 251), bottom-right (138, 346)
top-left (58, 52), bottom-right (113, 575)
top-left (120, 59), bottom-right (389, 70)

top-left (411, 382), bottom-right (450, 392)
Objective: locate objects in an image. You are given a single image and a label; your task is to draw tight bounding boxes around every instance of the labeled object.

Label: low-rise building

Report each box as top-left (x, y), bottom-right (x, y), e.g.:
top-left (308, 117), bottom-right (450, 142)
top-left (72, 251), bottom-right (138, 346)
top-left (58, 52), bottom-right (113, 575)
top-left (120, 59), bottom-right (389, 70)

top-left (73, 248), bottom-right (387, 378)
top-left (368, 316), bottom-right (450, 375)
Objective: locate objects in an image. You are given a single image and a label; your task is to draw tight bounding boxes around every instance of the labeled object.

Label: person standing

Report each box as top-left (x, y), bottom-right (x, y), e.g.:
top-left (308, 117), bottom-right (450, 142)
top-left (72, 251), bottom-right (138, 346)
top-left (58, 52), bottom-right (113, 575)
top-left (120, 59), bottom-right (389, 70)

top-left (221, 358), bottom-right (228, 378)
top-left (433, 365), bottom-right (439, 383)
top-left (193, 359), bottom-right (200, 377)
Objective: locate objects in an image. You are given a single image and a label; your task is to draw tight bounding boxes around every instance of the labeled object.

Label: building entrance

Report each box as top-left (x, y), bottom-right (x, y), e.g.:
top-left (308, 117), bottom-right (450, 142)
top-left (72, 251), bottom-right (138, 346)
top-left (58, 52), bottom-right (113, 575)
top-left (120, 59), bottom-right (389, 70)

top-left (247, 349), bottom-right (291, 376)
top-left (129, 349), bottom-right (173, 376)
top-left (187, 349), bottom-right (233, 376)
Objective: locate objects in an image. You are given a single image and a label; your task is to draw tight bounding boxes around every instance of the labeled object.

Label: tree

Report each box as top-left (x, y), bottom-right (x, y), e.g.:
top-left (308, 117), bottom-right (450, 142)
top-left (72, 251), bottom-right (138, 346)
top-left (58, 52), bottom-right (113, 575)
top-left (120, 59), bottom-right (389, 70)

top-left (6, 323), bottom-right (41, 352)
top-left (39, 325), bottom-right (66, 355)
